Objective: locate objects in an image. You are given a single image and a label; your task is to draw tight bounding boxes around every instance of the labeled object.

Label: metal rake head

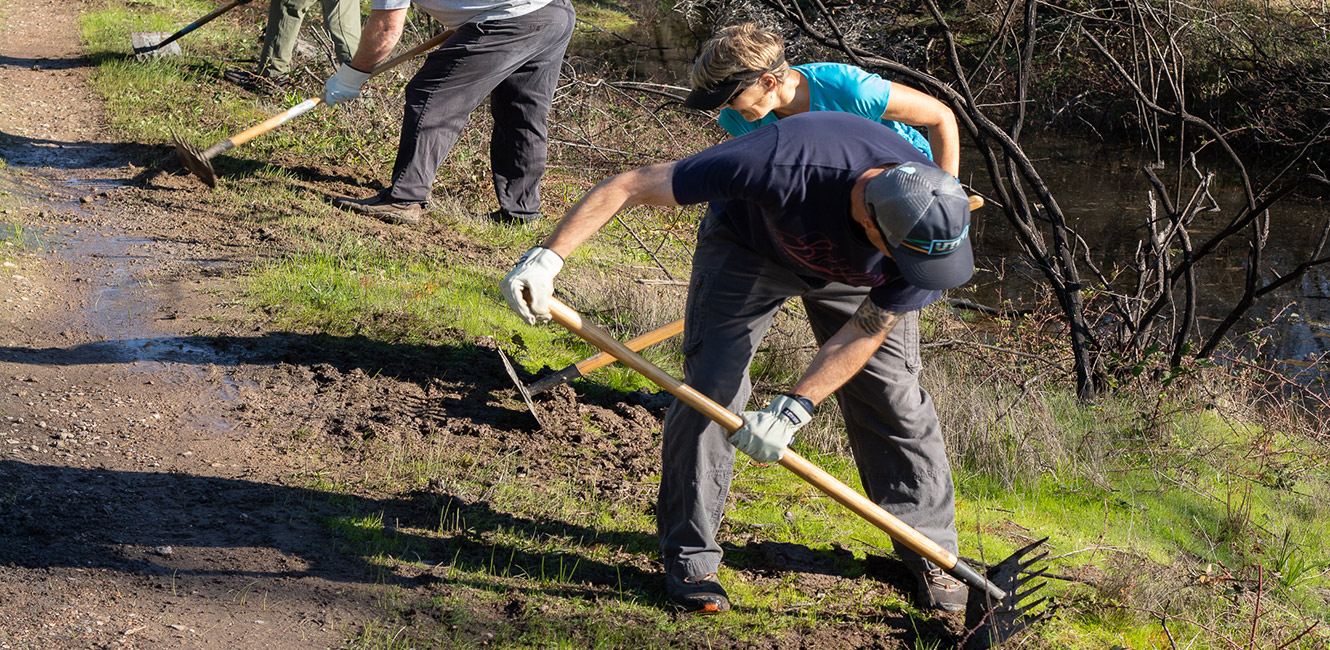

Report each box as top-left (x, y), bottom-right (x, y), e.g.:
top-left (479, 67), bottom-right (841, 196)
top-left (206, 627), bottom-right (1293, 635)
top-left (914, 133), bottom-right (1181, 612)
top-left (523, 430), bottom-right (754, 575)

top-left (962, 537), bottom-right (1056, 649)
top-left (170, 129), bottom-right (217, 188)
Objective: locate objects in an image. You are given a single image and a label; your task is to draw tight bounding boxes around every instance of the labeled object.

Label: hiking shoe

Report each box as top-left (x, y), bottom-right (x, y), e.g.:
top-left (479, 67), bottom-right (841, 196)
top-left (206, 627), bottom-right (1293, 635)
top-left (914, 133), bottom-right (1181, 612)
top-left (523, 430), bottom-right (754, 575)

top-left (333, 192), bottom-right (425, 226)
top-left (223, 68), bottom-right (290, 94)
top-left (665, 573), bottom-right (730, 614)
top-left (916, 565), bottom-right (968, 612)
top-left (483, 209), bottom-right (543, 225)
top-left (223, 67), bottom-right (258, 86)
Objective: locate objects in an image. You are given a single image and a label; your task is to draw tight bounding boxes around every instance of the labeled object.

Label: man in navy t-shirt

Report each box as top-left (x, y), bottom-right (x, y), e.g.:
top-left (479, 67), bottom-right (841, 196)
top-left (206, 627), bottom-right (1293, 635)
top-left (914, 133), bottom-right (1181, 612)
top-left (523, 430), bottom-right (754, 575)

top-left (502, 112), bottom-right (975, 614)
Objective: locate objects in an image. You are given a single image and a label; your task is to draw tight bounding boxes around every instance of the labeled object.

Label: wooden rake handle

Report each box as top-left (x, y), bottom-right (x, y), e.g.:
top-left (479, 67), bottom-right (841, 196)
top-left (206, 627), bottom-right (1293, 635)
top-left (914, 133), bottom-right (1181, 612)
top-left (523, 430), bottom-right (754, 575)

top-left (202, 29), bottom-right (457, 157)
top-left (545, 297), bottom-right (1005, 601)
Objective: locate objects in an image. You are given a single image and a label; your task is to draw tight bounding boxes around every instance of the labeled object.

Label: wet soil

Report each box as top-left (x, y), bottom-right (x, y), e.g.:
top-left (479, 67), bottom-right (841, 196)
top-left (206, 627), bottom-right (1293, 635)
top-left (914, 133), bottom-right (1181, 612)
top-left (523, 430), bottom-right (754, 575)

top-left (0, 2), bottom-right (964, 648)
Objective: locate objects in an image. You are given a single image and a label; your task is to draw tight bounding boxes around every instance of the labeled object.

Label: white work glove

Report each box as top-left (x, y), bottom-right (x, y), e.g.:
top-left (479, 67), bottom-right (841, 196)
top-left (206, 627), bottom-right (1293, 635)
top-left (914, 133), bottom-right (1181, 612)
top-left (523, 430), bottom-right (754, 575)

top-left (729, 394), bottom-right (814, 463)
top-left (501, 247), bottom-right (564, 325)
top-left (322, 63), bottom-right (372, 105)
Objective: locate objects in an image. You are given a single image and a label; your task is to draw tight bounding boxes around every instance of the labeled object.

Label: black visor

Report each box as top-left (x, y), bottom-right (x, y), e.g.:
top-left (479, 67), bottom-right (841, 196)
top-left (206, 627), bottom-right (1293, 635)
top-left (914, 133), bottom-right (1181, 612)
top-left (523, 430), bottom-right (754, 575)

top-left (683, 77), bottom-right (748, 110)
top-left (683, 56), bottom-right (786, 111)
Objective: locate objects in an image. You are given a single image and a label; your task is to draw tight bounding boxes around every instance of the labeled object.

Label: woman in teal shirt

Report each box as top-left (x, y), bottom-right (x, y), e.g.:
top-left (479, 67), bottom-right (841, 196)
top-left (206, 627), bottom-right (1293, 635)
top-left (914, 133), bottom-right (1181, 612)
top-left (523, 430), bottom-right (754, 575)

top-left (684, 24), bottom-right (960, 177)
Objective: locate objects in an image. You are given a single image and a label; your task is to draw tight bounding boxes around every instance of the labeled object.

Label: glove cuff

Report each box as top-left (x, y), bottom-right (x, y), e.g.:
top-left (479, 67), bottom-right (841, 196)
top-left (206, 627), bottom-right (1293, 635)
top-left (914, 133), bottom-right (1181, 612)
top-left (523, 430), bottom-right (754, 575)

top-left (337, 62), bottom-right (373, 85)
top-left (769, 394), bottom-right (813, 427)
top-left (521, 246), bottom-right (564, 274)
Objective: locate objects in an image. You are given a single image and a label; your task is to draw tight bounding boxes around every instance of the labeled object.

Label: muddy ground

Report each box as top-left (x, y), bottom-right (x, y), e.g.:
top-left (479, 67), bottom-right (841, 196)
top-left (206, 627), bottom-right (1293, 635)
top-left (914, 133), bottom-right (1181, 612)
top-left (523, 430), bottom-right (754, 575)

top-left (0, 2), bottom-right (967, 648)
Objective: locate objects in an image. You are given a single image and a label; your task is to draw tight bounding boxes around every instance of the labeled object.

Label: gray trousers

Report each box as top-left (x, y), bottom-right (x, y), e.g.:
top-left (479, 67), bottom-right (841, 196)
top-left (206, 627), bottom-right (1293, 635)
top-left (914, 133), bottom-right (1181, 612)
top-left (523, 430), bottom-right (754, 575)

top-left (256, 0), bottom-right (361, 77)
top-left (383, 0), bottom-right (574, 216)
top-left (659, 216), bottom-right (958, 579)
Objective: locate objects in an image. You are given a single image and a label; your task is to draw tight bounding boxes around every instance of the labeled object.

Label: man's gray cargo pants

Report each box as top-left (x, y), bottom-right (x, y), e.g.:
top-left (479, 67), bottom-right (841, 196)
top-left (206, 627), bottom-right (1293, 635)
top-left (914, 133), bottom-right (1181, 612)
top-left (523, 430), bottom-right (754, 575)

top-left (658, 215), bottom-right (959, 580)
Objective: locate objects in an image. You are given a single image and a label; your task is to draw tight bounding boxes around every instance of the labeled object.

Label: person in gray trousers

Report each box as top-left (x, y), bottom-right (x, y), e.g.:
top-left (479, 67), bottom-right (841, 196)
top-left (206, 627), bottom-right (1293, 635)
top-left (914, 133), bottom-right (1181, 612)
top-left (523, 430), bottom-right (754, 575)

top-left (321, 0), bottom-right (574, 227)
top-left (501, 112), bottom-right (976, 614)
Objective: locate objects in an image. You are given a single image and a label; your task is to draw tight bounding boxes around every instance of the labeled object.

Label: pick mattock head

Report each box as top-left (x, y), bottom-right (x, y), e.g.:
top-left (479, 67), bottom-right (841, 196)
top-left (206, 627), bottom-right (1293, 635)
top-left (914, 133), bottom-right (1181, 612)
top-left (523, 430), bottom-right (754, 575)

top-left (961, 537), bottom-right (1055, 649)
top-left (171, 129), bottom-right (216, 188)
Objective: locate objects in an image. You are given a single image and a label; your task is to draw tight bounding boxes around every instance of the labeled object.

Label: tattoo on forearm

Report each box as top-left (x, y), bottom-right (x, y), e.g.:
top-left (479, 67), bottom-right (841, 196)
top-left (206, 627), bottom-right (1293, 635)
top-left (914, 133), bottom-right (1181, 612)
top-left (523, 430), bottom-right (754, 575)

top-left (850, 298), bottom-right (904, 334)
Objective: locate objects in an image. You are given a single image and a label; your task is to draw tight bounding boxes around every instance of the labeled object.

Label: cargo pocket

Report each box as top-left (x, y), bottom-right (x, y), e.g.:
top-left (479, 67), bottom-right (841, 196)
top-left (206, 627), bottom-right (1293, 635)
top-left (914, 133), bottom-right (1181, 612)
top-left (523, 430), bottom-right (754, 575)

top-left (680, 271), bottom-right (712, 358)
top-left (903, 310), bottom-right (922, 373)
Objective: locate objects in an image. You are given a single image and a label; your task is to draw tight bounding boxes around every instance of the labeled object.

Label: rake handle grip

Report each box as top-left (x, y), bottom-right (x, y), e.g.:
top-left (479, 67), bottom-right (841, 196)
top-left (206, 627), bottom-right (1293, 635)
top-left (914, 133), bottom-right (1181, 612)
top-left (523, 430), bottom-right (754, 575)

top-left (545, 297), bottom-right (1006, 601)
top-left (141, 0), bottom-right (252, 52)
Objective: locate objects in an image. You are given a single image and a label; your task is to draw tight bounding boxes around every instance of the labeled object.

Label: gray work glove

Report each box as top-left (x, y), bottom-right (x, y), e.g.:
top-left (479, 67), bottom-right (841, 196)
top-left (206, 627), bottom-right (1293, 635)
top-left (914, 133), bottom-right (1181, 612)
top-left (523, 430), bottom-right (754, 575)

top-left (323, 63), bottom-right (372, 105)
top-left (729, 394), bottom-right (813, 463)
top-left (501, 247), bottom-right (564, 325)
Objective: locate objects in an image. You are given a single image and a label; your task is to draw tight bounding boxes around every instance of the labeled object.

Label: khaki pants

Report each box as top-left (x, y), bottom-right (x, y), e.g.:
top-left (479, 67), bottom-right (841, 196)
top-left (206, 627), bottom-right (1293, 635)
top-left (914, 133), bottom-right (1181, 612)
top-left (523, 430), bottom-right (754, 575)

top-left (256, 0), bottom-right (360, 78)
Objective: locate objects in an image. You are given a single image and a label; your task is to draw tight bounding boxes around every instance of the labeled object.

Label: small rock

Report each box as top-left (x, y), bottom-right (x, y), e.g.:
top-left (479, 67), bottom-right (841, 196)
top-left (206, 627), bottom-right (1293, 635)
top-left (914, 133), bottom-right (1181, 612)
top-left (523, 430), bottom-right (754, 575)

top-left (153, 546), bottom-right (173, 556)
top-left (80, 195), bottom-right (95, 204)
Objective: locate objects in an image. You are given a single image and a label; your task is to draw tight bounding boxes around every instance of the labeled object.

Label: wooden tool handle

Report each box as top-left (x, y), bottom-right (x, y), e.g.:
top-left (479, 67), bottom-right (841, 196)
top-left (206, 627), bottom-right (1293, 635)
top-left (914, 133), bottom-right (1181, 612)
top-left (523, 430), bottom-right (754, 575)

top-left (370, 30), bottom-right (455, 77)
top-left (212, 30), bottom-right (457, 151)
top-left (546, 298), bottom-right (964, 571)
top-left (223, 97), bottom-right (323, 149)
top-left (575, 317), bottom-right (685, 374)
top-left (969, 195), bottom-right (984, 211)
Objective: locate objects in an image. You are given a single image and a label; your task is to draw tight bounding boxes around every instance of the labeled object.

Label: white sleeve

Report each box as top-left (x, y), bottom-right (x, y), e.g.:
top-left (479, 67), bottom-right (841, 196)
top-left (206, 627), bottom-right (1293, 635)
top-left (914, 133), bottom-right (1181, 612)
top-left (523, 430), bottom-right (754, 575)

top-left (371, 0), bottom-right (412, 9)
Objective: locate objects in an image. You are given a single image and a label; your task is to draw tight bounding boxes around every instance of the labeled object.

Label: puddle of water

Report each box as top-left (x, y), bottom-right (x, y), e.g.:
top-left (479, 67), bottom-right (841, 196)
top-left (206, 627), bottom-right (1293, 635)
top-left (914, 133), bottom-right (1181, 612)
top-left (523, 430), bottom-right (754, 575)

top-left (4, 169), bottom-right (249, 437)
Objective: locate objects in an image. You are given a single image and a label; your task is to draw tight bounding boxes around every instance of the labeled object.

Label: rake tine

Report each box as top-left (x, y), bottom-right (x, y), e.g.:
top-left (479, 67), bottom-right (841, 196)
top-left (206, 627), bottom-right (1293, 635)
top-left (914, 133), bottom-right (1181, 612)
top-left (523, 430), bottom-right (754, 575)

top-left (1014, 581), bottom-right (1048, 604)
top-left (1018, 551), bottom-right (1050, 572)
top-left (962, 537), bottom-right (1056, 649)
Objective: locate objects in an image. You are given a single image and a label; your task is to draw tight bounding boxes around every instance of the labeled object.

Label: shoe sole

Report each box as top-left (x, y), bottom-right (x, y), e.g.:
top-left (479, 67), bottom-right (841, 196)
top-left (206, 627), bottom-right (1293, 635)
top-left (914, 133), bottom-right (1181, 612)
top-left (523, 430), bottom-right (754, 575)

top-left (373, 213), bottom-right (421, 226)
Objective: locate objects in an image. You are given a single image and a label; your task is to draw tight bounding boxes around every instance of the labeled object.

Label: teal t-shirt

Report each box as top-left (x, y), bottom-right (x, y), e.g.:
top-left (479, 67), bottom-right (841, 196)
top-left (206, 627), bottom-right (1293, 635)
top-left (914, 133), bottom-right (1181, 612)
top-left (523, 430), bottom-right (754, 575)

top-left (717, 62), bottom-right (934, 160)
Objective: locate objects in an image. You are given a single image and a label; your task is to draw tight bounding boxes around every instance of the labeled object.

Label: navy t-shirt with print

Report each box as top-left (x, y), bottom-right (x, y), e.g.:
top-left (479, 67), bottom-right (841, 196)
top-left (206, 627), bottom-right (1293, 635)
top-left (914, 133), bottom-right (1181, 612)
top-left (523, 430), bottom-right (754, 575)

top-left (670, 112), bottom-right (942, 312)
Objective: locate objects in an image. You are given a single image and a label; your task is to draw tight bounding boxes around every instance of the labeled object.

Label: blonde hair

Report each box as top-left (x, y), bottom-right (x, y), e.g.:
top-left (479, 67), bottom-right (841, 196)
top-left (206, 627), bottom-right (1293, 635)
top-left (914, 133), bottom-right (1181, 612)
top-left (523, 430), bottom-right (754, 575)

top-left (689, 24), bottom-right (790, 91)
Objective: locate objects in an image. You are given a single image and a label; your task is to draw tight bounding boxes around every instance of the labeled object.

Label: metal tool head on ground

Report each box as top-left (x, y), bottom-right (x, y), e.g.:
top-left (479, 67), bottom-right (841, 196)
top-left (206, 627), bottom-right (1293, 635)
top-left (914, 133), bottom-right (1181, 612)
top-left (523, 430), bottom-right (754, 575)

top-left (171, 130), bottom-right (218, 188)
top-left (961, 537), bottom-right (1054, 648)
top-left (131, 0), bottom-right (254, 60)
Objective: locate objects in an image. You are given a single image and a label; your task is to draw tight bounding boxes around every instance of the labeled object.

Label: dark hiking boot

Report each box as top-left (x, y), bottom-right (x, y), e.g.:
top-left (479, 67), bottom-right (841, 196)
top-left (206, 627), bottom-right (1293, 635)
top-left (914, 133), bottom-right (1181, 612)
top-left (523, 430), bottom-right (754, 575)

top-left (223, 68), bottom-right (290, 94)
top-left (916, 565), bottom-right (968, 612)
top-left (665, 573), bottom-right (730, 614)
top-left (223, 67), bottom-right (258, 87)
top-left (483, 209), bottom-right (543, 225)
top-left (334, 192), bottom-right (425, 226)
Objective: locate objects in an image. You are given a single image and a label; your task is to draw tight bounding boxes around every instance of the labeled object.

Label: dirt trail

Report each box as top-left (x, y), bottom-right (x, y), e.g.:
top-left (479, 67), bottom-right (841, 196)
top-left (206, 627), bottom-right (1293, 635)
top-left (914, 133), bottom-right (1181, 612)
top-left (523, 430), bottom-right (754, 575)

top-left (0, 2), bottom-right (392, 648)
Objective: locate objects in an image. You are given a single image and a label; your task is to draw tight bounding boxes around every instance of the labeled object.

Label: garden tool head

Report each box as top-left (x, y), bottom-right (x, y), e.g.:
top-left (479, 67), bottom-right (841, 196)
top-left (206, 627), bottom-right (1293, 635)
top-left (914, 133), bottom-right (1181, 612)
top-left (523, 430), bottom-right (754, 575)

top-left (171, 130), bottom-right (216, 188)
top-left (498, 348), bottom-right (545, 429)
top-left (961, 538), bottom-right (1054, 649)
top-left (130, 32), bottom-right (183, 59)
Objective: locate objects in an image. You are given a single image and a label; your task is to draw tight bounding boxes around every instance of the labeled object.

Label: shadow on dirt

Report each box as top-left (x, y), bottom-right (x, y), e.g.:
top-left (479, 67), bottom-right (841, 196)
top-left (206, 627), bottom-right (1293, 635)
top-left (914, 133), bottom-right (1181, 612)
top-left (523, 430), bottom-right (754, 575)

top-left (0, 53), bottom-right (88, 70)
top-left (0, 130), bottom-right (171, 173)
top-left (0, 460), bottom-right (662, 599)
top-left (0, 459), bottom-right (953, 643)
top-left (0, 332), bottom-right (480, 379)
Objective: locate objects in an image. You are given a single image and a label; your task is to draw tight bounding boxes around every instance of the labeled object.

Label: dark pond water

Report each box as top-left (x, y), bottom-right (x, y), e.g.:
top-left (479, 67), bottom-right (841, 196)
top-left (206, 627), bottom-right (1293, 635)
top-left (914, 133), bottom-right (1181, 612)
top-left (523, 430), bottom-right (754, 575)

top-left (960, 136), bottom-right (1329, 382)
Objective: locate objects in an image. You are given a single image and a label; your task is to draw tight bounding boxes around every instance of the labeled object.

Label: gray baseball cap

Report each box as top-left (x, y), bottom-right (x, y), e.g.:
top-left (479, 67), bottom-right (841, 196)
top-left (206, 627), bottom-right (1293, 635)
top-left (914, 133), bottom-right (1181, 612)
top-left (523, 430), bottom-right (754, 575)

top-left (864, 163), bottom-right (974, 291)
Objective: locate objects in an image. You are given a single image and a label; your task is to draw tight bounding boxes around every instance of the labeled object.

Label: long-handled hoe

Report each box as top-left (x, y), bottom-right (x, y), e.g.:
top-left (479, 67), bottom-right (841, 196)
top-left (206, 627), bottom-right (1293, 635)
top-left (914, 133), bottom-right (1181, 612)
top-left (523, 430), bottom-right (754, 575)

top-left (132, 0), bottom-right (255, 60)
top-left (172, 29), bottom-right (456, 188)
top-left (543, 295), bottom-right (1049, 648)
